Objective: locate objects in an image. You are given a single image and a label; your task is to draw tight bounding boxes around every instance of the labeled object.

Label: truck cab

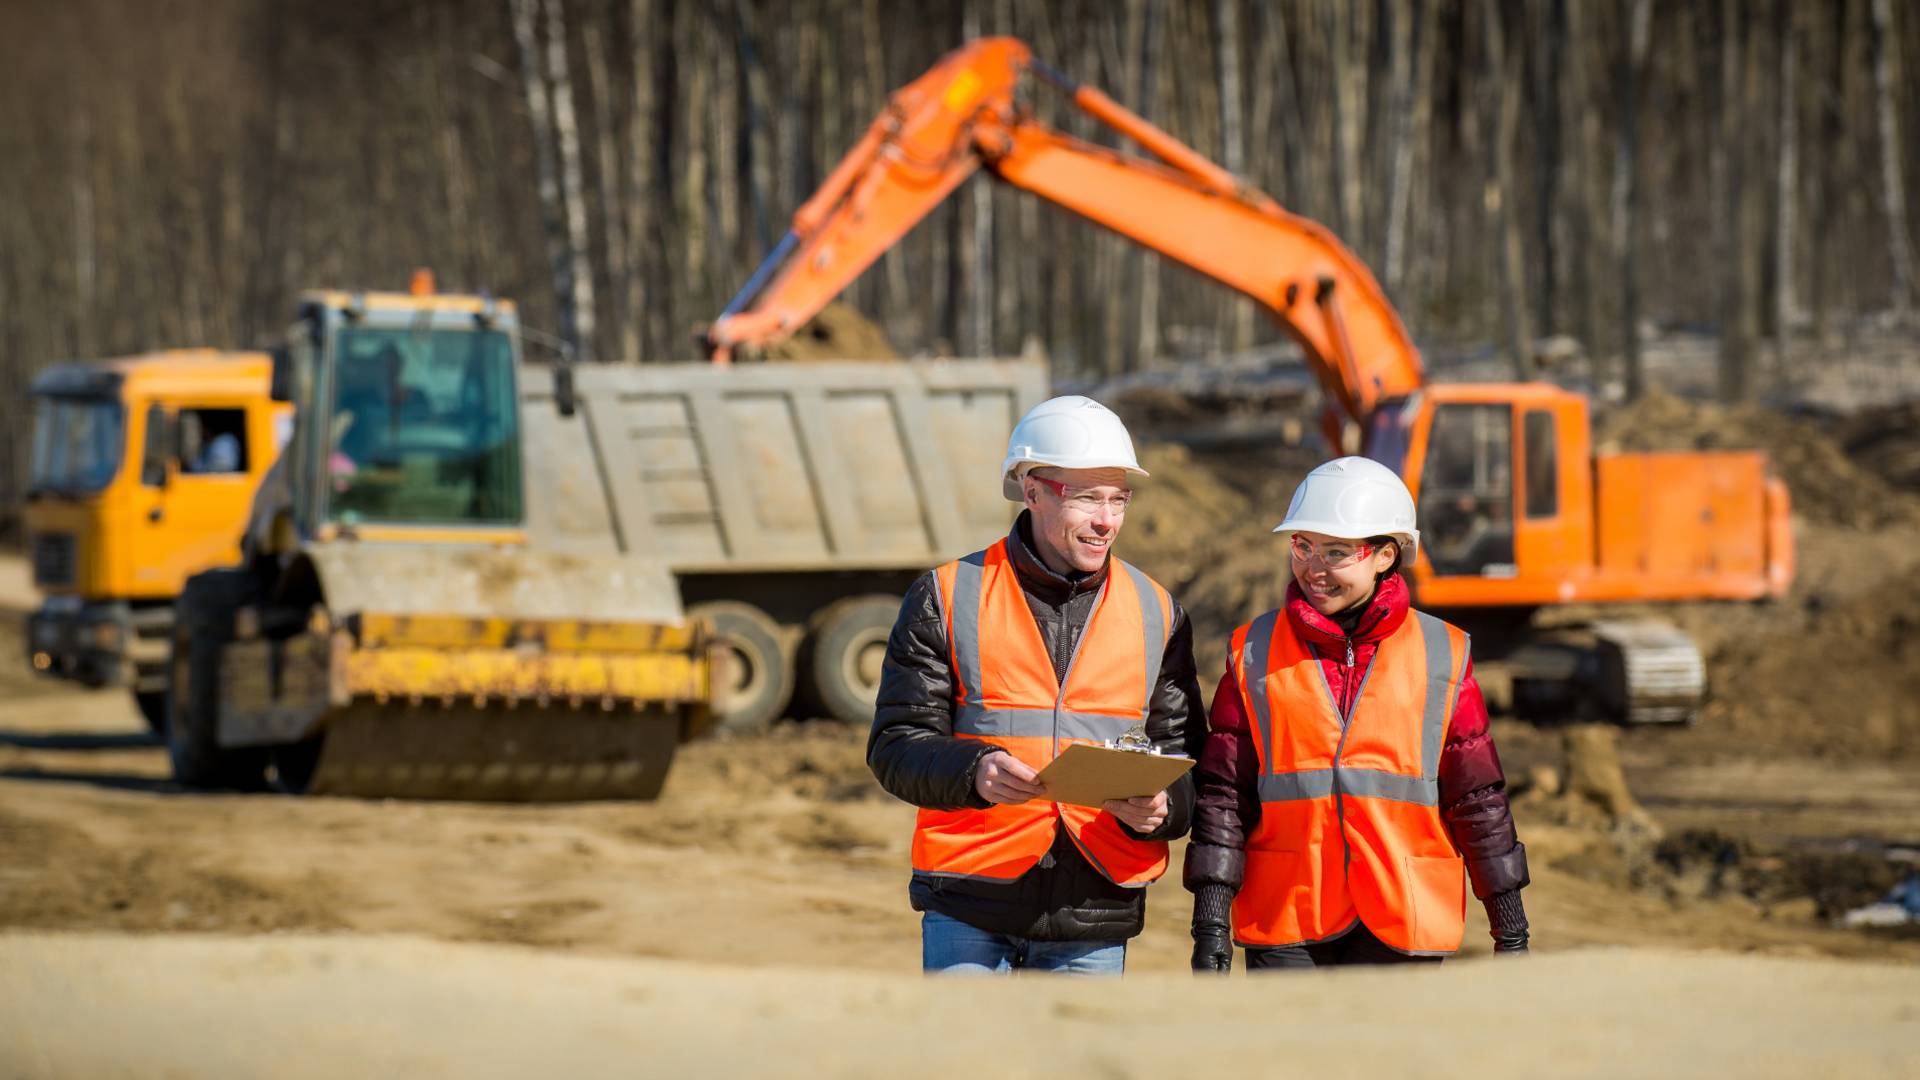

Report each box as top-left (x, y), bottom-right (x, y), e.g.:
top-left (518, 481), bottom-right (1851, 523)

top-left (23, 351), bottom-right (289, 730)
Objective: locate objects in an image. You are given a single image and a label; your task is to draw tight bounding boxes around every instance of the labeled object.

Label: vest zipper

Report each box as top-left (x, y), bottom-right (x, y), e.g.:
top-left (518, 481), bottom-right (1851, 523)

top-left (1329, 634), bottom-right (1370, 879)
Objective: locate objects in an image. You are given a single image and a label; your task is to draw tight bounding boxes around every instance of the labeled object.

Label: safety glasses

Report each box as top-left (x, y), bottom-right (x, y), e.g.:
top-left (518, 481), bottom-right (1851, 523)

top-left (1029, 475), bottom-right (1133, 515)
top-left (1287, 534), bottom-right (1376, 569)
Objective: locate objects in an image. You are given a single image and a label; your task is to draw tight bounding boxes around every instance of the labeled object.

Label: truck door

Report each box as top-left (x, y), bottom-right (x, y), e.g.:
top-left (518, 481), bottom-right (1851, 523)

top-left (130, 402), bottom-right (255, 594)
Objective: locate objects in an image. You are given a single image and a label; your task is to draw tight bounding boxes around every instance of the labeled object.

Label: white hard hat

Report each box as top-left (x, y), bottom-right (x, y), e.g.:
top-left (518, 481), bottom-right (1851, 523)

top-left (1001, 395), bottom-right (1149, 501)
top-left (1273, 456), bottom-right (1419, 555)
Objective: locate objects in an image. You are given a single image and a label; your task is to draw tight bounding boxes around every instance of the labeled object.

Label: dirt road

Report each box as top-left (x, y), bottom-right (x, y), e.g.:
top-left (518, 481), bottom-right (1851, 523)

top-left (6, 932), bottom-right (1917, 1079)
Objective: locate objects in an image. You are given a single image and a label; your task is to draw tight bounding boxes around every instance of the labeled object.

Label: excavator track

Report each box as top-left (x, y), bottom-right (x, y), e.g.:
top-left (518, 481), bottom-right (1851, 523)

top-left (1588, 619), bottom-right (1706, 725)
top-left (1500, 617), bottom-right (1705, 726)
top-left (304, 701), bottom-right (687, 801)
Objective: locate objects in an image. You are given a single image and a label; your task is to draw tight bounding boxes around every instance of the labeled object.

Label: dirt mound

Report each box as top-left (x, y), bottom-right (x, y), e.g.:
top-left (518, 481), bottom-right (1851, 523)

top-left (1836, 400), bottom-right (1920, 493)
top-left (763, 303), bottom-right (898, 362)
top-left (1596, 391), bottom-right (1920, 528)
top-left (1119, 441), bottom-right (1322, 675)
top-left (1694, 563), bottom-right (1920, 759)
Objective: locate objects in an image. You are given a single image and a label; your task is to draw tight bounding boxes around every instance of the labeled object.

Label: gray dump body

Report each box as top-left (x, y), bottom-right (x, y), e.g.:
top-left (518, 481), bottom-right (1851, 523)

top-left (519, 360), bottom-right (1047, 572)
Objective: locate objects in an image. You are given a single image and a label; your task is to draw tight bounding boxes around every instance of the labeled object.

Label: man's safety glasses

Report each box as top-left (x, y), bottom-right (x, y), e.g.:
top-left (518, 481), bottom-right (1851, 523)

top-left (1287, 534), bottom-right (1376, 569)
top-left (1029, 475), bottom-right (1134, 515)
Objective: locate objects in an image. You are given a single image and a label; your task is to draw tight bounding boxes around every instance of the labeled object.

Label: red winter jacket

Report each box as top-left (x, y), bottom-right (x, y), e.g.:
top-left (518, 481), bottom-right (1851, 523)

top-left (1184, 574), bottom-right (1530, 904)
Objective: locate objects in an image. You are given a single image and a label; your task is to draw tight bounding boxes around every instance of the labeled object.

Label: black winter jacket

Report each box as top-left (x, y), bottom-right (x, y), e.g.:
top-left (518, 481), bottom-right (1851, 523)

top-left (867, 512), bottom-right (1203, 941)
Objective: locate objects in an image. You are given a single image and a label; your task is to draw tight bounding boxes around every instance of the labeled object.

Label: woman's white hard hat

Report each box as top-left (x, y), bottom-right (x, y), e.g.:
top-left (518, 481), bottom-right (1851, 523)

top-left (1274, 456), bottom-right (1420, 555)
top-left (1001, 395), bottom-right (1149, 501)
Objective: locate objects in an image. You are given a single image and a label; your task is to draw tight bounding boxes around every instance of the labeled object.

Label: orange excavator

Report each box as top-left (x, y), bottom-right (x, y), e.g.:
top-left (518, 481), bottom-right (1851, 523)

top-left (706, 38), bottom-right (1794, 724)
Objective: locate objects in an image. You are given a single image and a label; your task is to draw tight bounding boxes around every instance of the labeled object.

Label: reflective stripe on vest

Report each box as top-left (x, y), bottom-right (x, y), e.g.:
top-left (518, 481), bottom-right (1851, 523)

top-left (1230, 607), bottom-right (1471, 954)
top-left (911, 540), bottom-right (1174, 887)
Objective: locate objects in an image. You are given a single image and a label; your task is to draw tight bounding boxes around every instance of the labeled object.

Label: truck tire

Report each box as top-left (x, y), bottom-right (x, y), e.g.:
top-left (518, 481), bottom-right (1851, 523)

top-left (134, 691), bottom-right (168, 736)
top-left (800, 595), bottom-right (900, 726)
top-left (690, 601), bottom-right (795, 735)
top-left (165, 569), bottom-right (270, 791)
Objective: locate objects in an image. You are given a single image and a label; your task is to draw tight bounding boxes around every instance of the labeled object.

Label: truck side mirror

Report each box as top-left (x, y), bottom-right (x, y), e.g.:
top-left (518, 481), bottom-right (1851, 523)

top-left (269, 345), bottom-right (293, 403)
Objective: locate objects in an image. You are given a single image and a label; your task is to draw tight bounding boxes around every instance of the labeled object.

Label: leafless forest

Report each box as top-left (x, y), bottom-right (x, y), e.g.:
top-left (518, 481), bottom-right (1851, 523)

top-left (1, 0), bottom-right (1916, 497)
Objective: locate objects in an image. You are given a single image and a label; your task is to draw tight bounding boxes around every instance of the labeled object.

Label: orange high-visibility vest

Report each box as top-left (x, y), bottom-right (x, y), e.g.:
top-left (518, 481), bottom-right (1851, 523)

top-left (911, 539), bottom-right (1175, 887)
top-left (1229, 606), bottom-right (1471, 954)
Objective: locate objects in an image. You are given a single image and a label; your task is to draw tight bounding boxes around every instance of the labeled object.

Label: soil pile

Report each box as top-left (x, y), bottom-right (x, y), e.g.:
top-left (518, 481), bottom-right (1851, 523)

top-left (1695, 563), bottom-right (1920, 759)
top-left (1119, 442), bottom-right (1320, 675)
top-left (762, 303), bottom-right (899, 361)
top-left (1595, 391), bottom-right (1920, 528)
top-left (1836, 399), bottom-right (1920, 493)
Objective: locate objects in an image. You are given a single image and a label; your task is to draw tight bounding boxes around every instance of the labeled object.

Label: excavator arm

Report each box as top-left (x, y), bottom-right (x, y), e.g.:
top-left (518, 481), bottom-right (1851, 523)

top-left (706, 37), bottom-right (1425, 435)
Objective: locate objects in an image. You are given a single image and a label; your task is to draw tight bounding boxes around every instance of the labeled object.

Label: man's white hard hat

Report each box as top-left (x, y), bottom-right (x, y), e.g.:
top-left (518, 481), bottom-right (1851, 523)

top-left (1001, 395), bottom-right (1149, 501)
top-left (1273, 456), bottom-right (1420, 555)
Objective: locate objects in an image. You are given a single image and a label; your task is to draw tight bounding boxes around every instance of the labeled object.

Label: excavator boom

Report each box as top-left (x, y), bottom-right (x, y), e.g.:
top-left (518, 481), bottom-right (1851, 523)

top-left (706, 37), bottom-right (1425, 434)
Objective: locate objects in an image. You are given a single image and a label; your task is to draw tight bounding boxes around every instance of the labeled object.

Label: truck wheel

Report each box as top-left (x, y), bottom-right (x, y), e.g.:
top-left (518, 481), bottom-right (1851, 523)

top-left (134, 691), bottom-right (168, 737)
top-left (800, 595), bottom-right (900, 726)
top-left (165, 570), bottom-right (270, 791)
top-left (689, 601), bottom-right (795, 735)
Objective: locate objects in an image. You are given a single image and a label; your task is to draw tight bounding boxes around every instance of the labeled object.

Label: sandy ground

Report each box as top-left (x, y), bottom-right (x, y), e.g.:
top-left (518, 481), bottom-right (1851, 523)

top-left (4, 933), bottom-right (1918, 1080)
top-left (2, 529), bottom-right (1917, 1074)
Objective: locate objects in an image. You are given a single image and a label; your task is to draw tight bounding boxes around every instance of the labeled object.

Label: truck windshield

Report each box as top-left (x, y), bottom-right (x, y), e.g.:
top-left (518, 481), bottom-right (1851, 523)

top-left (327, 327), bottom-right (522, 526)
top-left (29, 396), bottom-right (125, 495)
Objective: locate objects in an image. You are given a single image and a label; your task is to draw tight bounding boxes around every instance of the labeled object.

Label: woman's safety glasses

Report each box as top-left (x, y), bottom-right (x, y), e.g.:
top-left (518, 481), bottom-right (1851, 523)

top-left (1029, 475), bottom-right (1133, 515)
top-left (1287, 534), bottom-right (1376, 569)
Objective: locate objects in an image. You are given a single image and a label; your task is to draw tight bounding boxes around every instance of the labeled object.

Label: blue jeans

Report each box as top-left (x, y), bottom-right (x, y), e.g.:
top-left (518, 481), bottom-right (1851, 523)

top-left (920, 911), bottom-right (1126, 975)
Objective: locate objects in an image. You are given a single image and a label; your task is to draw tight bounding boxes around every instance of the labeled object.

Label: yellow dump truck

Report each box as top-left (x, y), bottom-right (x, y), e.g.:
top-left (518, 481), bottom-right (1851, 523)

top-left (165, 281), bottom-right (713, 800)
top-left (23, 351), bottom-right (289, 731)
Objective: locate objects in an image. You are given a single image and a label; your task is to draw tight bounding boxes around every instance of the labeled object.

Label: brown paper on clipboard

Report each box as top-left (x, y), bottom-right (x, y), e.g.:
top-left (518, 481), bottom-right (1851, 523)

top-left (1036, 743), bottom-right (1195, 808)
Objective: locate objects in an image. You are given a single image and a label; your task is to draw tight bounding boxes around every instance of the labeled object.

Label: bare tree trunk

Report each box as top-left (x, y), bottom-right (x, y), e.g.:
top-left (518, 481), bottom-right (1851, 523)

top-left (1133, 0), bottom-right (1163, 363)
top-left (1381, 0), bottom-right (1417, 298)
top-left (1484, 0), bottom-right (1533, 377)
top-left (626, 0), bottom-right (657, 359)
top-left (737, 0), bottom-right (776, 258)
top-left (70, 100), bottom-right (95, 359)
top-left (1715, 0), bottom-right (1753, 401)
top-left (861, 0), bottom-right (914, 344)
top-left (677, 0), bottom-right (710, 318)
top-left (1562, 0), bottom-right (1604, 369)
top-left (1532, 0), bottom-right (1565, 336)
top-left (582, 20), bottom-right (631, 362)
top-left (962, 0), bottom-right (991, 356)
top-left (1401, 0), bottom-right (1439, 333)
top-left (1613, 0), bottom-right (1652, 400)
top-left (1213, 0), bottom-right (1253, 351)
top-left (1773, 0), bottom-right (1799, 374)
top-left (542, 0), bottom-right (596, 359)
top-left (1329, 0), bottom-right (1363, 243)
top-left (509, 0), bottom-right (570, 353)
top-left (1869, 0), bottom-right (1914, 316)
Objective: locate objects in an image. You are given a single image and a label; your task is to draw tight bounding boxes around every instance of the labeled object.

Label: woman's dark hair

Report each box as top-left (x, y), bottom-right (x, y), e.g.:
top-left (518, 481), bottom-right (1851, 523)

top-left (1368, 535), bottom-right (1405, 579)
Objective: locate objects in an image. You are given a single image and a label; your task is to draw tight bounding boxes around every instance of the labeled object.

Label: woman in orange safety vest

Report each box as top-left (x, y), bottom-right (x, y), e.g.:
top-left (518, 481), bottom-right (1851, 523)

top-left (1185, 457), bottom-right (1532, 970)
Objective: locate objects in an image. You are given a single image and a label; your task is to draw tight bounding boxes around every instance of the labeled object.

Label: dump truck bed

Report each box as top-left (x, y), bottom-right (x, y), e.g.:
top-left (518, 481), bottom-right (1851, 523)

top-left (519, 360), bottom-right (1049, 571)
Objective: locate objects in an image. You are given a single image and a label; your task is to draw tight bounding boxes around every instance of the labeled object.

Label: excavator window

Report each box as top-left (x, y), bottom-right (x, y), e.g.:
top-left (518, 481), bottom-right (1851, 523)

top-left (326, 327), bottom-right (523, 526)
top-left (1419, 403), bottom-right (1516, 577)
top-left (1523, 410), bottom-right (1558, 518)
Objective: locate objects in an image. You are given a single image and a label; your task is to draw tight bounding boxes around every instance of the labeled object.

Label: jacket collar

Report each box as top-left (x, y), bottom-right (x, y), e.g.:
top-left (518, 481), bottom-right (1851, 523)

top-left (1284, 573), bottom-right (1410, 650)
top-left (1007, 510), bottom-right (1108, 605)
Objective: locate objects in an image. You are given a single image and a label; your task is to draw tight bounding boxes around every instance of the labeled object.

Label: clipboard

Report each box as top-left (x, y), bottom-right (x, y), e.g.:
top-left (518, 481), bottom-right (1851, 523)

top-left (1036, 743), bottom-right (1195, 808)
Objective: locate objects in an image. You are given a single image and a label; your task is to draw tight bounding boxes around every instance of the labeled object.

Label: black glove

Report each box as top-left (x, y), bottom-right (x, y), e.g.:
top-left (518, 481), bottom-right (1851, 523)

top-left (1190, 883), bottom-right (1235, 973)
top-left (1487, 890), bottom-right (1530, 955)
